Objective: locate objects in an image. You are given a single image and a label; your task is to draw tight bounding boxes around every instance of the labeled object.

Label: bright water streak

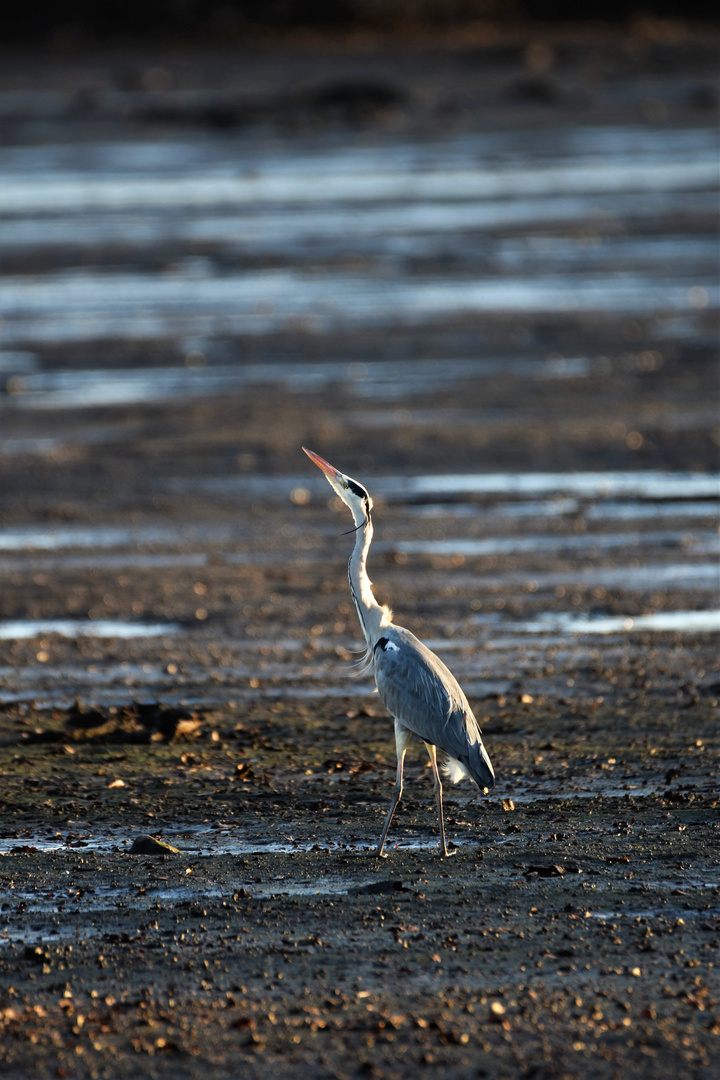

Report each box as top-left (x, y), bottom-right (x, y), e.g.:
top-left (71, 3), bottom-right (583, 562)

top-left (389, 530), bottom-right (719, 558)
top-left (1, 200), bottom-right (717, 258)
top-left (1, 157), bottom-right (716, 214)
top-left (0, 356), bottom-right (598, 411)
top-left (1, 123), bottom-right (716, 346)
top-left (383, 472), bottom-right (720, 500)
top-left (0, 269), bottom-right (716, 348)
top-left (515, 610), bottom-right (720, 635)
top-left (0, 619), bottom-right (181, 639)
top-left (0, 522), bottom-right (240, 551)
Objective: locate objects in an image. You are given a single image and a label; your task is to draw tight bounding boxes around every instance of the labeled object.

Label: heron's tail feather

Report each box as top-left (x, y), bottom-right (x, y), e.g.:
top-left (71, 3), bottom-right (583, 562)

top-left (440, 756), bottom-right (470, 785)
top-left (441, 744), bottom-right (495, 791)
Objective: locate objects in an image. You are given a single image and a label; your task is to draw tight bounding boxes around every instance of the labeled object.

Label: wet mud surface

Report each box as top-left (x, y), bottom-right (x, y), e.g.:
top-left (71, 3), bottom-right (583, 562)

top-left (1, 691), bottom-right (719, 1080)
top-left (1, 25), bottom-right (720, 1080)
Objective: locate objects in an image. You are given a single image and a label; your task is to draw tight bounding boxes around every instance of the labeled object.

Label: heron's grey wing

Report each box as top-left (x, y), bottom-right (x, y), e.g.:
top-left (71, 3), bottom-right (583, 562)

top-left (373, 627), bottom-right (494, 788)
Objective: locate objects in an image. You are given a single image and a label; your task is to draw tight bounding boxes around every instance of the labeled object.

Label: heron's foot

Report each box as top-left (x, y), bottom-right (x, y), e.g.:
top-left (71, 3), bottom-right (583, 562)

top-left (440, 846), bottom-right (457, 858)
top-left (371, 847), bottom-right (388, 859)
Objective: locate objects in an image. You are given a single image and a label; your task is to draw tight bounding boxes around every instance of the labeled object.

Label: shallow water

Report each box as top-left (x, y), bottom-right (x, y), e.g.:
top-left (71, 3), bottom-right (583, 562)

top-left (1, 268), bottom-right (716, 348)
top-left (1, 356), bottom-right (599, 411)
top-left (0, 123), bottom-right (716, 348)
top-left (460, 561), bottom-right (720, 590)
top-left (0, 522), bottom-right (239, 551)
top-left (390, 529), bottom-right (719, 558)
top-left (166, 468), bottom-right (720, 504)
top-left (1, 141), bottom-right (715, 213)
top-left (512, 610), bottom-right (720, 635)
top-left (383, 472), bottom-right (720, 501)
top-left (0, 619), bottom-right (181, 640)
top-left (409, 498), bottom-right (719, 521)
top-left (1, 199), bottom-right (717, 260)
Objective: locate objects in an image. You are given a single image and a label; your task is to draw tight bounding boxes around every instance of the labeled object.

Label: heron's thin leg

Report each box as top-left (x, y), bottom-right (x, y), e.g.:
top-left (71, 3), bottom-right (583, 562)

top-left (374, 722), bottom-right (411, 858)
top-left (425, 743), bottom-right (453, 857)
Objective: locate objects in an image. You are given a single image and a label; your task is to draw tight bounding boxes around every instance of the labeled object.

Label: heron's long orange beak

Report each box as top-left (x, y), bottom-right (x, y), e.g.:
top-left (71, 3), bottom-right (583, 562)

top-left (303, 447), bottom-right (343, 482)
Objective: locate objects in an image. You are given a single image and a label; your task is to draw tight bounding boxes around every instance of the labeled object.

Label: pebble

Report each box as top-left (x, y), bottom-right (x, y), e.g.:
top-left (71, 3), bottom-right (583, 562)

top-left (128, 835), bottom-right (180, 855)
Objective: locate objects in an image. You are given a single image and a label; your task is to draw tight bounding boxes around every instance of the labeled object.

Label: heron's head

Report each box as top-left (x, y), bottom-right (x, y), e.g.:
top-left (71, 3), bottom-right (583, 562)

top-left (303, 448), bottom-right (373, 527)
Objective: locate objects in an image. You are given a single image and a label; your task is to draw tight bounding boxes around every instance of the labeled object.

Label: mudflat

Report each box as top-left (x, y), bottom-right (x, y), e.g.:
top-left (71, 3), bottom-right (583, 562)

top-left (1, 684), bottom-right (719, 1079)
top-left (1, 23), bottom-right (719, 1080)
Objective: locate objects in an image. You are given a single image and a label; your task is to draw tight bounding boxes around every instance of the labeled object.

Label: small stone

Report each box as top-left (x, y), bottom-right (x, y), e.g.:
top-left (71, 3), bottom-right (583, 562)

top-left (129, 835), bottom-right (180, 855)
top-left (352, 880), bottom-right (405, 896)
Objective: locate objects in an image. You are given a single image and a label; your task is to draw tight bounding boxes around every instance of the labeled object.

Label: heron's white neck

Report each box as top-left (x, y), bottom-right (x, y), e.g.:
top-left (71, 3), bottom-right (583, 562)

top-left (348, 513), bottom-right (390, 646)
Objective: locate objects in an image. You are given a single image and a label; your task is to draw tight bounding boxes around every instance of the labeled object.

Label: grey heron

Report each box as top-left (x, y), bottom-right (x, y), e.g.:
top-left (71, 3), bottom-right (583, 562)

top-left (304, 448), bottom-right (495, 857)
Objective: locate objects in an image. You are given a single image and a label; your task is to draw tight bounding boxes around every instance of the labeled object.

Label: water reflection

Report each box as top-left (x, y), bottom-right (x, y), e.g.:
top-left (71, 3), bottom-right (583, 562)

top-left (2, 200), bottom-right (717, 259)
top-left (167, 468), bottom-right (720, 503)
top-left (507, 610), bottom-right (720, 635)
top-left (0, 123), bottom-right (716, 348)
top-left (0, 356), bottom-right (595, 411)
top-left (384, 472), bottom-right (720, 500)
top-left (2, 152), bottom-right (715, 214)
top-left (389, 529), bottom-right (719, 558)
top-left (0, 523), bottom-right (238, 551)
top-left (1, 268), bottom-right (715, 347)
top-left (0, 619), bottom-right (180, 639)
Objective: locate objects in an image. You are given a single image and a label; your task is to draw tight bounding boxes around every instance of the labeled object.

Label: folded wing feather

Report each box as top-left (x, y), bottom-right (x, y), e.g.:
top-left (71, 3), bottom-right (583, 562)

top-left (373, 626), bottom-right (494, 789)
